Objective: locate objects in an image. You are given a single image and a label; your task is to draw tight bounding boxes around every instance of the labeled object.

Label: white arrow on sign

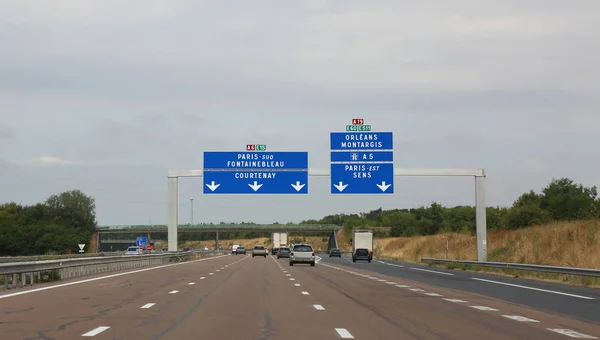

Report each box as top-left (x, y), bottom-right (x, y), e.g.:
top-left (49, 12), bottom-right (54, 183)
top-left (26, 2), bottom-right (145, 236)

top-left (291, 181), bottom-right (305, 192)
top-left (376, 181), bottom-right (391, 192)
top-left (78, 244), bottom-right (85, 250)
top-left (248, 181), bottom-right (263, 191)
top-left (333, 181), bottom-right (348, 192)
top-left (205, 181), bottom-right (220, 192)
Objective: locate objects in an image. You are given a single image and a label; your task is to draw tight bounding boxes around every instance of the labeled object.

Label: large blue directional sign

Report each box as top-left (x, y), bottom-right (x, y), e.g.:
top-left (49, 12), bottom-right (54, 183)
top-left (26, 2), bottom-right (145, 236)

top-left (330, 125), bottom-right (394, 194)
top-left (136, 236), bottom-right (147, 247)
top-left (203, 151), bottom-right (308, 194)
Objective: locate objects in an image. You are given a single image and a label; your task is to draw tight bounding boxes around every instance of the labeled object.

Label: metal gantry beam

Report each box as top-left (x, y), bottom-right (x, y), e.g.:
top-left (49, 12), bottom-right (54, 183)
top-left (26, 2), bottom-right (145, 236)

top-left (167, 168), bottom-right (487, 261)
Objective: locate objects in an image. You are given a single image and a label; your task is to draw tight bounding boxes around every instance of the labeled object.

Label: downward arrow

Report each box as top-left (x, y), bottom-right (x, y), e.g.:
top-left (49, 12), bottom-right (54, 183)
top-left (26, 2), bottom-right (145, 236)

top-left (248, 181), bottom-right (263, 191)
top-left (333, 181), bottom-right (348, 192)
top-left (376, 181), bottom-right (391, 192)
top-left (205, 181), bottom-right (220, 191)
top-left (291, 181), bottom-right (305, 192)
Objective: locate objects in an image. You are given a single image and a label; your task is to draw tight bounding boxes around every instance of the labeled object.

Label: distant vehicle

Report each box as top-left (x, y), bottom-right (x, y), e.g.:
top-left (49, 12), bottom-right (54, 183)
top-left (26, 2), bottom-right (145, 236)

top-left (203, 246), bottom-right (209, 251)
top-left (272, 232), bottom-right (288, 251)
top-left (272, 247), bottom-right (279, 256)
top-left (277, 247), bottom-right (291, 259)
top-left (289, 244), bottom-right (315, 266)
top-left (329, 248), bottom-right (341, 258)
top-left (352, 248), bottom-right (372, 263)
top-left (231, 244), bottom-right (240, 254)
top-left (125, 246), bottom-right (142, 255)
top-left (146, 245), bottom-right (152, 251)
top-left (252, 245), bottom-right (267, 258)
top-left (235, 246), bottom-right (247, 255)
top-left (352, 230), bottom-right (373, 255)
top-left (161, 247), bottom-right (168, 252)
top-left (182, 247), bottom-right (191, 252)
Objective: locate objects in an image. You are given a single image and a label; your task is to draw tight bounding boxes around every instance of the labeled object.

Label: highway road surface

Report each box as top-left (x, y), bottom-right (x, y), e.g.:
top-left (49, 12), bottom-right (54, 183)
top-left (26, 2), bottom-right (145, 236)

top-left (0, 254), bottom-right (598, 339)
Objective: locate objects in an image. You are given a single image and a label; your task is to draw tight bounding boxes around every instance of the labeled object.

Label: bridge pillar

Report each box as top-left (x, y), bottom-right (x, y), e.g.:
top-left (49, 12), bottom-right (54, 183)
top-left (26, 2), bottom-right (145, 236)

top-left (167, 176), bottom-right (178, 252)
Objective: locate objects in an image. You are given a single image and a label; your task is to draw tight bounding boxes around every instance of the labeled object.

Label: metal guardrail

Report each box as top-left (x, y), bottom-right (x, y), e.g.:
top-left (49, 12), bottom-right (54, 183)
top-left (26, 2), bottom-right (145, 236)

top-left (421, 258), bottom-right (600, 277)
top-left (0, 252), bottom-right (124, 263)
top-left (0, 250), bottom-right (225, 291)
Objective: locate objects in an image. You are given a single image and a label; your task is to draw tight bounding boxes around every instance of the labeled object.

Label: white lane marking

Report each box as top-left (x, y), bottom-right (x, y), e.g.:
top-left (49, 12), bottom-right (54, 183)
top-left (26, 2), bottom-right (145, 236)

top-left (424, 293), bottom-right (443, 297)
top-left (313, 304), bottom-right (325, 310)
top-left (547, 329), bottom-right (598, 338)
top-left (315, 256), bottom-right (322, 263)
top-left (200, 277), bottom-right (205, 280)
top-left (0, 254), bottom-right (230, 300)
top-left (216, 270), bottom-right (220, 272)
top-left (290, 278), bottom-right (296, 281)
top-left (385, 282), bottom-right (397, 285)
top-left (502, 315), bottom-right (539, 322)
top-left (335, 328), bottom-right (354, 338)
top-left (410, 267), bottom-right (454, 276)
top-left (169, 290), bottom-right (179, 294)
top-left (396, 285), bottom-right (410, 288)
top-left (82, 326), bottom-right (110, 337)
top-left (444, 298), bottom-right (467, 303)
top-left (188, 282), bottom-right (196, 285)
top-left (386, 263), bottom-right (404, 267)
top-left (209, 273), bottom-right (214, 275)
top-left (409, 288), bottom-right (425, 292)
top-left (472, 278), bottom-right (595, 300)
top-left (377, 260), bottom-right (386, 264)
top-left (294, 284), bottom-right (301, 286)
top-left (377, 279), bottom-right (388, 282)
top-left (302, 291), bottom-right (310, 295)
top-left (286, 274), bottom-right (291, 276)
top-left (140, 303), bottom-right (155, 309)
top-left (470, 306), bottom-right (498, 311)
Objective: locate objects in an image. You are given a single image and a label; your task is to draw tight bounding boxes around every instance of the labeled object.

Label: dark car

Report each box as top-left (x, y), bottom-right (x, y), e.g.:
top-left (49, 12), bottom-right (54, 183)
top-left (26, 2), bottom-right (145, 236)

top-left (329, 248), bottom-right (342, 258)
top-left (352, 248), bottom-right (372, 263)
top-left (272, 247), bottom-right (279, 256)
top-left (277, 247), bottom-right (291, 259)
top-left (235, 246), bottom-right (247, 255)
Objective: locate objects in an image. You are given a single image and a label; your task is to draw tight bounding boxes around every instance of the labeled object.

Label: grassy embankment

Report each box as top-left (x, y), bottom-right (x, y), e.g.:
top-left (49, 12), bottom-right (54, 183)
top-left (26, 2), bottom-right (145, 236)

top-left (363, 219), bottom-right (600, 287)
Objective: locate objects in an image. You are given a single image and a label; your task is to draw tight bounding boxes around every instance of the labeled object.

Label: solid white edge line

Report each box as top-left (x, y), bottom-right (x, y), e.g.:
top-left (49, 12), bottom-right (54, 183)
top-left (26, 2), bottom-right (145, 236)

top-left (335, 328), bottom-right (354, 338)
top-left (444, 298), bottom-right (467, 303)
top-left (410, 267), bottom-right (454, 276)
top-left (472, 278), bottom-right (595, 300)
top-left (140, 303), bottom-right (156, 309)
top-left (82, 326), bottom-right (110, 337)
top-left (0, 254), bottom-right (229, 300)
top-left (546, 329), bottom-right (598, 338)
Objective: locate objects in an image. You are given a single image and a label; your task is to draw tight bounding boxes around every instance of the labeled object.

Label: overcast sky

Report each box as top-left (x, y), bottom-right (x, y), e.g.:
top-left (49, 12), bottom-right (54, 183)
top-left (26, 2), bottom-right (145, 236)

top-left (1, 0), bottom-right (599, 225)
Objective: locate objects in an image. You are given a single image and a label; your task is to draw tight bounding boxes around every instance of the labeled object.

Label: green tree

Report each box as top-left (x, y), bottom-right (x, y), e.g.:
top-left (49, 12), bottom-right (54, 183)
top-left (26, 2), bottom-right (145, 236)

top-left (44, 190), bottom-right (97, 233)
top-left (540, 178), bottom-right (598, 220)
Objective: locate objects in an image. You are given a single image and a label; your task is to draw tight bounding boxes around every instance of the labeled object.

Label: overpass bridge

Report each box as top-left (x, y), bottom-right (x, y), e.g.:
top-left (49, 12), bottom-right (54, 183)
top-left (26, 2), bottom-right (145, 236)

top-left (96, 224), bottom-right (344, 234)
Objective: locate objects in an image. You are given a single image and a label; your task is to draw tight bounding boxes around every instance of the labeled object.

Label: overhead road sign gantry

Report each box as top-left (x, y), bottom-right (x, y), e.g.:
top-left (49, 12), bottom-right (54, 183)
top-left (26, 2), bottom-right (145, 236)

top-left (330, 119), bottom-right (394, 194)
top-left (202, 147), bottom-right (309, 194)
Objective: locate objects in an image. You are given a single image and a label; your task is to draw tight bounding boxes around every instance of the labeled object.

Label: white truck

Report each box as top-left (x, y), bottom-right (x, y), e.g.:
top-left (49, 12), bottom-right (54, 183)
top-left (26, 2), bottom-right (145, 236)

top-left (272, 232), bottom-right (288, 250)
top-left (352, 230), bottom-right (373, 262)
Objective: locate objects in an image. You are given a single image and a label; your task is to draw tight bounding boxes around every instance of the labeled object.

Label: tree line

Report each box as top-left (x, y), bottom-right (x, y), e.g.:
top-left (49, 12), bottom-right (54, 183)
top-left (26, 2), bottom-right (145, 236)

top-left (1, 177), bottom-right (598, 256)
top-left (300, 177), bottom-right (600, 237)
top-left (0, 190), bottom-right (97, 256)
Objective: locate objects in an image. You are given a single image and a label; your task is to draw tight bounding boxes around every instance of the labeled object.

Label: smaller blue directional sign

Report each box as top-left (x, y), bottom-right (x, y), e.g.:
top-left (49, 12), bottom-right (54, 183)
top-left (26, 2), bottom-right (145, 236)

top-left (330, 151), bottom-right (393, 162)
top-left (203, 170), bottom-right (308, 194)
top-left (330, 163), bottom-right (394, 194)
top-left (136, 236), bottom-right (147, 247)
top-left (204, 151), bottom-right (308, 169)
top-left (330, 132), bottom-right (393, 150)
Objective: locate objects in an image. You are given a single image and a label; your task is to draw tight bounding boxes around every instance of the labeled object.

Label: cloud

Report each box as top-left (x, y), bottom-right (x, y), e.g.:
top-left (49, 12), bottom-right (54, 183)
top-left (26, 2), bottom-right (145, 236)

top-left (0, 1), bottom-right (599, 224)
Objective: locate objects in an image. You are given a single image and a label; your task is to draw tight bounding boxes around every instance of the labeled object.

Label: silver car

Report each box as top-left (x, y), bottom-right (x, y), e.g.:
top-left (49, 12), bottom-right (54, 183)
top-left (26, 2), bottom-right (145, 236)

top-left (289, 244), bottom-right (315, 266)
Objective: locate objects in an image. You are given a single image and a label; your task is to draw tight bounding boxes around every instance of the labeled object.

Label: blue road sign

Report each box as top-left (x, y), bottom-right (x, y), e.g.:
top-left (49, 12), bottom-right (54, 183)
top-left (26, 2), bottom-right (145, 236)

top-left (330, 151), bottom-right (393, 162)
top-left (203, 170), bottom-right (308, 194)
top-left (136, 236), bottom-right (147, 247)
top-left (330, 163), bottom-right (394, 194)
top-left (203, 152), bottom-right (308, 169)
top-left (330, 132), bottom-right (393, 150)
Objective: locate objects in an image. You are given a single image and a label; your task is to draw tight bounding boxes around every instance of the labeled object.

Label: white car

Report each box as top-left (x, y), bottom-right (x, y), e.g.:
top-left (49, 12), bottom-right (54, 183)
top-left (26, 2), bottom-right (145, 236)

top-left (124, 246), bottom-right (142, 255)
top-left (289, 244), bottom-right (315, 266)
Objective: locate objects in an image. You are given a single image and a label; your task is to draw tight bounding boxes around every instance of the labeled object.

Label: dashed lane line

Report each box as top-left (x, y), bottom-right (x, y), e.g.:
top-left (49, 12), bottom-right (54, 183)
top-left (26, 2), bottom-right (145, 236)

top-left (335, 328), bottom-right (354, 339)
top-left (470, 306), bottom-right (498, 311)
top-left (313, 305), bottom-right (325, 311)
top-left (140, 303), bottom-right (155, 309)
top-left (169, 290), bottom-right (179, 294)
top-left (81, 326), bottom-right (110, 337)
top-left (547, 329), bottom-right (598, 338)
top-left (302, 291), bottom-right (310, 295)
top-left (502, 315), bottom-right (539, 323)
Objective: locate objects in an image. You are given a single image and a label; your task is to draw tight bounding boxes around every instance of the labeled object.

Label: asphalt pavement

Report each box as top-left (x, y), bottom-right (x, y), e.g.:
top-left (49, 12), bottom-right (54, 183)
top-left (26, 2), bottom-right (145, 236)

top-left (0, 253), bottom-right (598, 339)
top-left (320, 255), bottom-right (600, 323)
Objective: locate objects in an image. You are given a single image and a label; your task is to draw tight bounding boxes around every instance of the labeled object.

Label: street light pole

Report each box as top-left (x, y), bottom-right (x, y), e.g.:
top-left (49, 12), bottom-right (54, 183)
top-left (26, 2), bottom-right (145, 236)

top-left (190, 196), bottom-right (194, 225)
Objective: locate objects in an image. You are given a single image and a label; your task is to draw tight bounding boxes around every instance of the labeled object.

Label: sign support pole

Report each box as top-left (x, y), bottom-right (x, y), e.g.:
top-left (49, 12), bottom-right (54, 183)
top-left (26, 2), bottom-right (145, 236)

top-left (167, 167), bottom-right (487, 261)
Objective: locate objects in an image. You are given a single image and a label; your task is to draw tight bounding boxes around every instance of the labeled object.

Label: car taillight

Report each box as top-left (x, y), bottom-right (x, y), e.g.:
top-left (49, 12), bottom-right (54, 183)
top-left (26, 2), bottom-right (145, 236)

top-left (290, 252), bottom-right (294, 256)
top-left (312, 253), bottom-right (315, 256)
